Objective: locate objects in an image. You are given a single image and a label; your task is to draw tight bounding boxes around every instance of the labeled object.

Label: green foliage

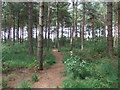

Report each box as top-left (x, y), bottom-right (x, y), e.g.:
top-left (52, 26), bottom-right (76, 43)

top-left (2, 42), bottom-right (36, 72)
top-left (62, 78), bottom-right (83, 88)
top-left (31, 73), bottom-right (38, 82)
top-left (56, 85), bottom-right (60, 88)
top-left (62, 53), bottom-right (118, 88)
top-left (62, 53), bottom-right (70, 63)
top-left (2, 42), bottom-right (56, 72)
top-left (63, 54), bottom-right (91, 79)
top-left (44, 51), bottom-right (56, 67)
top-left (17, 81), bottom-right (31, 89)
top-left (2, 79), bottom-right (8, 88)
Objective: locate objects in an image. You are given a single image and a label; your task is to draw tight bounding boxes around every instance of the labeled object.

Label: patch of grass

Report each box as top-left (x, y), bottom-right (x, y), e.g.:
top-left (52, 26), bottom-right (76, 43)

top-left (62, 78), bottom-right (85, 88)
top-left (44, 51), bottom-right (56, 67)
top-left (56, 85), bottom-right (60, 88)
top-left (62, 54), bottom-right (118, 88)
top-left (2, 42), bottom-right (36, 72)
top-left (2, 79), bottom-right (8, 88)
top-left (17, 81), bottom-right (31, 89)
top-left (2, 42), bottom-right (56, 72)
top-left (31, 73), bottom-right (38, 82)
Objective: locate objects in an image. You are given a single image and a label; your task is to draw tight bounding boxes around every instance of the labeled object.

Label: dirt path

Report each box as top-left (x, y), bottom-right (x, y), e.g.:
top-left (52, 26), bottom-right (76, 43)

top-left (32, 48), bottom-right (64, 88)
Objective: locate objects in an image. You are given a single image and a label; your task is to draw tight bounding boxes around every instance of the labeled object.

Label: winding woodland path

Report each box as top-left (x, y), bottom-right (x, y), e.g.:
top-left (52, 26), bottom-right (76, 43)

top-left (32, 48), bottom-right (64, 88)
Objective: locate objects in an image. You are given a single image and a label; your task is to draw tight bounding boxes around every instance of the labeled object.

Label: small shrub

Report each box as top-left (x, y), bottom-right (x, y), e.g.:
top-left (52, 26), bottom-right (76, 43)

top-left (2, 79), bottom-right (8, 88)
top-left (18, 81), bottom-right (31, 89)
top-left (56, 85), bottom-right (59, 88)
top-left (44, 52), bottom-right (56, 66)
top-left (31, 73), bottom-right (38, 82)
top-left (63, 55), bottom-right (91, 79)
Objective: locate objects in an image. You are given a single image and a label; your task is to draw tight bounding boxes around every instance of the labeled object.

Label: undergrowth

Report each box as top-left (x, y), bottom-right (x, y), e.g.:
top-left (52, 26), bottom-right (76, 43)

top-left (2, 41), bottom-right (55, 72)
top-left (61, 38), bottom-right (118, 88)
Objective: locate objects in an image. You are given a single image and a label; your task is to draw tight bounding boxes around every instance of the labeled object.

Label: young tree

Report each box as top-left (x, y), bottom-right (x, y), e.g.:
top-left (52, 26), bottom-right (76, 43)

top-left (107, 2), bottom-right (113, 56)
top-left (70, 1), bottom-right (75, 51)
top-left (118, 2), bottom-right (120, 58)
top-left (28, 2), bottom-right (34, 54)
top-left (0, 2), bottom-right (1, 43)
top-left (17, 10), bottom-right (20, 42)
top-left (13, 16), bottom-right (15, 42)
top-left (37, 1), bottom-right (44, 70)
top-left (75, 0), bottom-right (78, 38)
top-left (56, 2), bottom-right (60, 49)
top-left (47, 2), bottom-right (51, 51)
top-left (81, 2), bottom-right (85, 50)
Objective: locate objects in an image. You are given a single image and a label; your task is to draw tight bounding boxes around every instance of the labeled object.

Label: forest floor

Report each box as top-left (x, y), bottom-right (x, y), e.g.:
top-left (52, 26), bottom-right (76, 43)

top-left (32, 48), bottom-right (64, 88)
top-left (3, 48), bottom-right (64, 88)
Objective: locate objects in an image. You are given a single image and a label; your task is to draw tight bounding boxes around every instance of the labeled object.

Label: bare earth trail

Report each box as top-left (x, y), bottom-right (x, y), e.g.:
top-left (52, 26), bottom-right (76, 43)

top-left (32, 48), bottom-right (64, 88)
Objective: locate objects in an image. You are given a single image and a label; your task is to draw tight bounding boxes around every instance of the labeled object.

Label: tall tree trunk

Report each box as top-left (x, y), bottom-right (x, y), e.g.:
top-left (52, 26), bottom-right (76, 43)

top-left (118, 2), bottom-right (120, 58)
top-left (45, 19), bottom-right (47, 40)
top-left (8, 26), bottom-right (11, 40)
top-left (36, 24), bottom-right (37, 42)
top-left (37, 1), bottom-right (44, 70)
top-left (13, 17), bottom-right (15, 42)
top-left (113, 8), bottom-right (118, 48)
top-left (107, 2), bottom-right (113, 57)
top-left (61, 18), bottom-right (64, 39)
top-left (103, 14), bottom-right (107, 39)
top-left (81, 2), bottom-right (85, 50)
top-left (56, 2), bottom-right (60, 49)
top-left (21, 26), bottom-right (24, 42)
top-left (103, 26), bottom-right (106, 38)
top-left (68, 27), bottom-right (70, 38)
top-left (70, 26), bottom-right (72, 39)
top-left (19, 27), bottom-right (22, 43)
top-left (56, 22), bottom-right (60, 48)
top-left (75, 1), bottom-right (78, 38)
top-left (99, 28), bottom-right (101, 38)
top-left (70, 1), bottom-right (75, 51)
top-left (4, 12), bottom-right (6, 43)
top-left (61, 18), bottom-right (64, 47)
top-left (17, 11), bottom-right (20, 42)
top-left (28, 2), bottom-right (34, 54)
top-left (92, 14), bottom-right (95, 40)
top-left (79, 24), bottom-right (81, 38)
top-left (47, 2), bottom-right (51, 50)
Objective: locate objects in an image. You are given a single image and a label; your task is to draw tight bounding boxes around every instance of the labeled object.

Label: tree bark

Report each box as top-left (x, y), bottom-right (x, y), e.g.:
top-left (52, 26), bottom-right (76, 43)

top-left (61, 18), bottom-right (64, 47)
top-left (4, 12), bottom-right (7, 43)
top-left (56, 2), bottom-right (60, 49)
top-left (79, 24), bottom-right (81, 38)
top-left (107, 2), bottom-right (113, 57)
top-left (81, 2), bottom-right (85, 50)
top-left (70, 1), bottom-right (75, 51)
top-left (36, 24), bottom-right (37, 42)
top-left (19, 27), bottom-right (22, 43)
top-left (70, 26), bottom-right (72, 39)
top-left (8, 26), bottom-right (11, 40)
top-left (21, 26), bottom-right (24, 42)
top-left (118, 2), bottom-right (120, 58)
top-left (75, 1), bottom-right (78, 38)
top-left (13, 17), bottom-right (15, 42)
top-left (17, 11), bottom-right (20, 42)
top-left (47, 2), bottom-right (51, 50)
top-left (103, 14), bottom-right (107, 39)
top-left (28, 2), bottom-right (34, 54)
top-left (37, 1), bottom-right (44, 70)
top-left (45, 20), bottom-right (47, 40)
top-left (61, 18), bottom-right (64, 39)
top-left (92, 14), bottom-right (95, 40)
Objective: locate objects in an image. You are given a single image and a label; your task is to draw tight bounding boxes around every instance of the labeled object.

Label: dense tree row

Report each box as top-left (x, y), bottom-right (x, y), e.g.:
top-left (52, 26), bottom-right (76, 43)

top-left (1, 1), bottom-right (120, 69)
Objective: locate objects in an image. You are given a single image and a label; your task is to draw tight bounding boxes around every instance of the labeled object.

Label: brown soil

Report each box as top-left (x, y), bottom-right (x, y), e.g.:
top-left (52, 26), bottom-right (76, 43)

top-left (2, 68), bottom-right (34, 88)
top-left (2, 48), bottom-right (64, 88)
top-left (32, 48), bottom-right (64, 88)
